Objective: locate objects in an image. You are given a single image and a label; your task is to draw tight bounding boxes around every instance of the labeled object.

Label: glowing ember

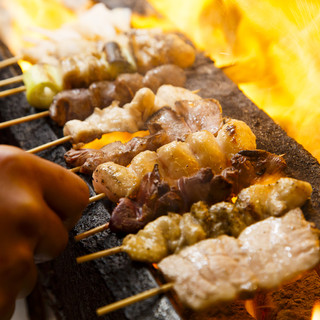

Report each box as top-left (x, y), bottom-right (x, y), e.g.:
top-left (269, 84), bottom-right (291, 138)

top-left (80, 131), bottom-right (149, 149)
top-left (312, 302), bottom-right (320, 320)
top-left (140, 0), bottom-right (320, 162)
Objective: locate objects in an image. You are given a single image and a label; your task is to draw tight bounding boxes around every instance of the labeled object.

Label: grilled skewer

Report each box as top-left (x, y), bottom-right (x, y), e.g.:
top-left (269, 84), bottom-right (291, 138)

top-left (94, 209), bottom-right (320, 316)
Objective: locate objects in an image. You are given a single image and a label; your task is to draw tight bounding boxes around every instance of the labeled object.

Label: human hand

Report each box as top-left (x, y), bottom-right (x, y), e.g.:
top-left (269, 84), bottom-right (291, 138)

top-left (0, 145), bottom-right (89, 319)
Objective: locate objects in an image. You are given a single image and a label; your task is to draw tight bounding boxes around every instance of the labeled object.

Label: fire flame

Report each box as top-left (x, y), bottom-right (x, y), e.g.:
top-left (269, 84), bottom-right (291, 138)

top-left (312, 302), bottom-right (320, 320)
top-left (135, 0), bottom-right (320, 162)
top-left (80, 131), bottom-right (149, 149)
top-left (0, 0), bottom-right (78, 55)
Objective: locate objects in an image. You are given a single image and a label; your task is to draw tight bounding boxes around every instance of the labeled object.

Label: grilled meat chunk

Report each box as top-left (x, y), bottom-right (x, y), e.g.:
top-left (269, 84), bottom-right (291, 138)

top-left (110, 166), bottom-right (233, 234)
top-left (142, 64), bottom-right (186, 92)
top-left (50, 65), bottom-right (186, 126)
top-left (175, 99), bottom-right (223, 136)
top-left (216, 118), bottom-right (257, 160)
top-left (120, 176), bottom-right (312, 260)
top-left (128, 28), bottom-right (196, 73)
top-left (235, 177), bottom-right (313, 223)
top-left (50, 88), bottom-right (95, 126)
top-left (63, 85), bottom-right (201, 145)
top-left (158, 209), bottom-right (320, 311)
top-left (64, 107), bottom-right (192, 173)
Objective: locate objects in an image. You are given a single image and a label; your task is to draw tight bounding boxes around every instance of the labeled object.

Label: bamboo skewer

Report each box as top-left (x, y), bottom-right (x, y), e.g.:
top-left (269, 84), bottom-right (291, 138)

top-left (27, 135), bottom-right (72, 154)
top-left (77, 245), bottom-right (123, 264)
top-left (96, 283), bottom-right (174, 316)
top-left (88, 192), bottom-right (106, 203)
top-left (0, 56), bottom-right (21, 69)
top-left (75, 222), bottom-right (109, 241)
top-left (0, 111), bottom-right (49, 129)
top-left (0, 85), bottom-right (26, 98)
top-left (0, 74), bottom-right (23, 87)
top-left (69, 166), bottom-right (81, 173)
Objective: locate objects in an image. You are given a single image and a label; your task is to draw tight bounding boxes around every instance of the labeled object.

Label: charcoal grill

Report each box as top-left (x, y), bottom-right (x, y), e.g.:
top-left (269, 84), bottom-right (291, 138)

top-left (1, 1), bottom-right (320, 319)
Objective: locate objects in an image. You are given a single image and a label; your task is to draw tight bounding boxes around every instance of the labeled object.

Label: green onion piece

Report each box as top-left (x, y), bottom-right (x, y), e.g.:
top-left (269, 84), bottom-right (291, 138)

top-left (104, 42), bottom-right (136, 79)
top-left (23, 64), bottom-right (63, 109)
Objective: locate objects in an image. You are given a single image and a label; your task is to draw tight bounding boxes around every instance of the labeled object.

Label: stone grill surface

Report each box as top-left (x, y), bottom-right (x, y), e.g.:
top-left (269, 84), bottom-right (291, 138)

top-left (1, 1), bottom-right (320, 319)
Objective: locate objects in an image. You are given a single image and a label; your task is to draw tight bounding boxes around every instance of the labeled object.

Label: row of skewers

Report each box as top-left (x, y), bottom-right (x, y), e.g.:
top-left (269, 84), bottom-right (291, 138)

top-left (1, 3), bottom-right (320, 318)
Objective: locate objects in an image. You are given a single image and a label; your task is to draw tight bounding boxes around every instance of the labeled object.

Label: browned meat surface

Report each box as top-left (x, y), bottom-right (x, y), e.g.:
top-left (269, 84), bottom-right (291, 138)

top-left (50, 65), bottom-right (186, 126)
top-left (65, 107), bottom-right (192, 172)
top-left (65, 133), bottom-right (166, 174)
top-left (158, 209), bottom-right (320, 311)
top-left (118, 175), bottom-right (312, 258)
top-left (109, 166), bottom-right (234, 234)
top-left (228, 149), bottom-right (287, 193)
top-left (128, 29), bottom-right (196, 73)
top-left (146, 107), bottom-right (191, 141)
top-left (49, 89), bottom-right (95, 126)
top-left (175, 99), bottom-right (223, 135)
top-left (142, 64), bottom-right (186, 92)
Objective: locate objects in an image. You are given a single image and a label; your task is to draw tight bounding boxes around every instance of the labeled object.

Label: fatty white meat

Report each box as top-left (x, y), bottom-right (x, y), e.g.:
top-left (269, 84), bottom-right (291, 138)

top-left (158, 209), bottom-right (320, 311)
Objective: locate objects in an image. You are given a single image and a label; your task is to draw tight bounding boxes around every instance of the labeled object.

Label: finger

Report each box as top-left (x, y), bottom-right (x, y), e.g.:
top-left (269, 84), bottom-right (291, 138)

top-left (33, 199), bottom-right (69, 262)
top-left (0, 243), bottom-right (38, 319)
top-left (0, 145), bottom-right (90, 229)
top-left (29, 157), bottom-right (90, 229)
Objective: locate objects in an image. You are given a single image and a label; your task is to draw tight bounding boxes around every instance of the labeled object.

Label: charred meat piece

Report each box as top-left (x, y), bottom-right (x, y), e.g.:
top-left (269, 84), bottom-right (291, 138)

top-left (120, 176), bottom-right (312, 261)
top-left (235, 177), bottom-right (313, 224)
top-left (128, 29), bottom-right (196, 73)
top-left (158, 209), bottom-right (319, 311)
top-left (228, 149), bottom-right (287, 193)
top-left (63, 85), bottom-right (201, 144)
top-left (216, 118), bottom-right (257, 160)
top-left (142, 64), bottom-right (186, 92)
top-left (175, 99), bottom-right (223, 136)
top-left (177, 168), bottom-right (233, 210)
top-left (50, 65), bottom-right (186, 126)
top-left (49, 88), bottom-right (95, 126)
top-left (64, 107), bottom-right (191, 173)
top-left (65, 133), bottom-right (166, 174)
top-left (109, 165), bottom-right (234, 234)
top-left (109, 164), bottom-right (183, 233)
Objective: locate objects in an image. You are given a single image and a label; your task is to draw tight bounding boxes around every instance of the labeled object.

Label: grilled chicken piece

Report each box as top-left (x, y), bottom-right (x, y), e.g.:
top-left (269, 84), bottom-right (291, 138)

top-left (235, 177), bottom-right (313, 223)
top-left (92, 151), bottom-right (159, 202)
top-left (158, 209), bottom-right (320, 311)
top-left (63, 85), bottom-right (200, 145)
top-left (50, 65), bottom-right (186, 126)
top-left (64, 107), bottom-right (192, 173)
top-left (110, 166), bottom-right (233, 234)
top-left (120, 176), bottom-right (312, 259)
top-left (128, 28), bottom-right (196, 73)
top-left (64, 133), bottom-right (165, 174)
top-left (229, 149), bottom-right (287, 193)
top-left (216, 118), bottom-right (257, 160)
top-left (143, 64), bottom-right (186, 92)
top-left (90, 127), bottom-right (254, 201)
top-left (175, 99), bottom-right (223, 135)
top-left (50, 88), bottom-right (95, 126)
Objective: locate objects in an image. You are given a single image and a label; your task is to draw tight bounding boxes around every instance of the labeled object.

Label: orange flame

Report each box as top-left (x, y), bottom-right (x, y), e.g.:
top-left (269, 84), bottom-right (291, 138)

top-left (80, 130), bottom-right (149, 149)
top-left (312, 302), bottom-right (320, 320)
top-left (136, 0), bottom-right (320, 162)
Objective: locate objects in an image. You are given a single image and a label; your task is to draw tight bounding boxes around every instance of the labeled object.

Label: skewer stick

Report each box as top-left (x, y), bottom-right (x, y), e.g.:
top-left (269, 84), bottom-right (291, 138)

top-left (0, 56), bottom-right (21, 69)
top-left (88, 192), bottom-right (106, 203)
top-left (96, 283), bottom-right (174, 316)
top-left (76, 245), bottom-right (123, 264)
top-left (75, 222), bottom-right (109, 241)
top-left (0, 75), bottom-right (23, 87)
top-left (0, 85), bottom-right (26, 98)
top-left (27, 135), bottom-right (72, 154)
top-left (0, 111), bottom-right (49, 129)
top-left (69, 166), bottom-right (81, 173)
